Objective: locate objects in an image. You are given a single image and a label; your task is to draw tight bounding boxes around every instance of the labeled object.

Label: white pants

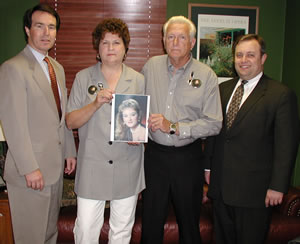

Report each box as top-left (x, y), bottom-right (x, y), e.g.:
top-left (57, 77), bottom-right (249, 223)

top-left (74, 195), bottom-right (138, 244)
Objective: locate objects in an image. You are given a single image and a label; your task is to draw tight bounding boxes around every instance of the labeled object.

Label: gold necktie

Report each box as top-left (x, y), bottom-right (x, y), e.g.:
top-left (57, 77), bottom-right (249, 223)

top-left (44, 57), bottom-right (62, 119)
top-left (226, 80), bottom-right (248, 129)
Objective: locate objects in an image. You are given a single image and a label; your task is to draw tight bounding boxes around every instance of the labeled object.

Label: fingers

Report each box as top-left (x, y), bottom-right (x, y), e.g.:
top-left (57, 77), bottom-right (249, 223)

top-left (265, 197), bottom-right (270, 208)
top-left (204, 171), bottom-right (210, 185)
top-left (148, 114), bottom-right (168, 132)
top-left (30, 180), bottom-right (44, 191)
top-left (101, 89), bottom-right (114, 100)
top-left (267, 197), bottom-right (282, 206)
top-left (95, 89), bottom-right (114, 106)
top-left (65, 158), bottom-right (76, 175)
top-left (127, 142), bottom-right (140, 146)
top-left (265, 189), bottom-right (283, 207)
top-left (25, 169), bottom-right (44, 191)
top-left (64, 166), bottom-right (72, 175)
top-left (26, 177), bottom-right (44, 190)
top-left (149, 114), bottom-right (163, 122)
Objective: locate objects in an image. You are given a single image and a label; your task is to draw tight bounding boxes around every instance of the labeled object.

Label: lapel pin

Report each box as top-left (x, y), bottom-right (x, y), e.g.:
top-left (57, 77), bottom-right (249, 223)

top-left (187, 71), bottom-right (202, 88)
top-left (98, 82), bottom-right (104, 90)
top-left (88, 85), bottom-right (98, 95)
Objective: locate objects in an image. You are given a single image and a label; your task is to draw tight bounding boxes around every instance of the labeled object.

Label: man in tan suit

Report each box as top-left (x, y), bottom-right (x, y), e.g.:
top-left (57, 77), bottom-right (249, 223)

top-left (0, 4), bottom-right (76, 244)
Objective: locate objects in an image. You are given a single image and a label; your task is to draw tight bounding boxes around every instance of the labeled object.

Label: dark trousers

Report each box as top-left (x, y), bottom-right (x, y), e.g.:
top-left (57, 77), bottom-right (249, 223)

top-left (213, 198), bottom-right (272, 244)
top-left (141, 139), bottom-right (204, 244)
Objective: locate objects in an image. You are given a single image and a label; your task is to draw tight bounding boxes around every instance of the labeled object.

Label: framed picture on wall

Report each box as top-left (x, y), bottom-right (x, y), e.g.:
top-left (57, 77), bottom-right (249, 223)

top-left (110, 94), bottom-right (150, 143)
top-left (188, 4), bottom-right (259, 83)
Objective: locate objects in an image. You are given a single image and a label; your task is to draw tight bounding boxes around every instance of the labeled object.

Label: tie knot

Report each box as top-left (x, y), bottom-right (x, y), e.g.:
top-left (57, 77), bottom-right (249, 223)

top-left (44, 57), bottom-right (50, 64)
top-left (241, 80), bottom-right (248, 85)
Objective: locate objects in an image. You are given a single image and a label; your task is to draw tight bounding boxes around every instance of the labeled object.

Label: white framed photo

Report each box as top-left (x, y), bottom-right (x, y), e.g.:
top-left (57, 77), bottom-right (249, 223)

top-left (110, 94), bottom-right (150, 143)
top-left (0, 121), bottom-right (5, 141)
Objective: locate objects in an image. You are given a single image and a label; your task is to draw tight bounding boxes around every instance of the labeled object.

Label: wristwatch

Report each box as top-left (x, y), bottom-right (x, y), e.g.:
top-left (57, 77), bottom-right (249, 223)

top-left (169, 122), bottom-right (176, 135)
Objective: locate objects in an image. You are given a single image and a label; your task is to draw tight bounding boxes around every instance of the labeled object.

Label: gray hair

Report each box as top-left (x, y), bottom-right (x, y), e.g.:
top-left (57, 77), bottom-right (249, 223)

top-left (163, 16), bottom-right (196, 39)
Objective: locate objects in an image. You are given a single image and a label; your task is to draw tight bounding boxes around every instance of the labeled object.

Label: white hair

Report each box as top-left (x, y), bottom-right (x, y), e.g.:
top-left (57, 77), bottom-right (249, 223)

top-left (163, 15), bottom-right (196, 39)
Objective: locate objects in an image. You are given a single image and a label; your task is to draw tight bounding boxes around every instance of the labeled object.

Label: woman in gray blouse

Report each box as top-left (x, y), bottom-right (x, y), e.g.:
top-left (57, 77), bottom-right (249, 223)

top-left (66, 18), bottom-right (145, 244)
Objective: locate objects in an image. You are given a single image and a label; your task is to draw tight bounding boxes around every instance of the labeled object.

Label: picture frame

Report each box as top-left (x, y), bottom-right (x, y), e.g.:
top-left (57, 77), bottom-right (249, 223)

top-left (110, 94), bottom-right (150, 143)
top-left (0, 121), bottom-right (5, 142)
top-left (188, 4), bottom-right (259, 82)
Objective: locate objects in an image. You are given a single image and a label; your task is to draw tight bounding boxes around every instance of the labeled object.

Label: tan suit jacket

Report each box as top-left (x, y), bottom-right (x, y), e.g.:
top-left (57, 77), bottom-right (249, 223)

top-left (0, 46), bottom-right (76, 187)
top-left (0, 45), bottom-right (76, 243)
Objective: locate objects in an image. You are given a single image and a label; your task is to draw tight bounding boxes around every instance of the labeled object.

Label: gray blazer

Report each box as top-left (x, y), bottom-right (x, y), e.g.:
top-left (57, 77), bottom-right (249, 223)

top-left (68, 62), bottom-right (145, 200)
top-left (0, 45), bottom-right (76, 187)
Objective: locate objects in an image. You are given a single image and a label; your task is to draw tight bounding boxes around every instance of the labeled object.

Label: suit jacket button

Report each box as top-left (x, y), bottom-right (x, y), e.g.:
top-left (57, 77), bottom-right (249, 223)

top-left (108, 141), bottom-right (113, 145)
top-left (108, 160), bottom-right (113, 164)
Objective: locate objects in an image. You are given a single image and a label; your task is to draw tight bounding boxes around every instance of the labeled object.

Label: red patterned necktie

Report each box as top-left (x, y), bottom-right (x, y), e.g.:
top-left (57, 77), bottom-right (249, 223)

top-left (226, 80), bottom-right (248, 129)
top-left (44, 57), bottom-right (62, 119)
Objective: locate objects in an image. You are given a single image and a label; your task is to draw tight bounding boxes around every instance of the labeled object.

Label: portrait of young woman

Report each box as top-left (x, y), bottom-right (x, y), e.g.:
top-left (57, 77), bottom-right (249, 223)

top-left (113, 95), bottom-right (149, 142)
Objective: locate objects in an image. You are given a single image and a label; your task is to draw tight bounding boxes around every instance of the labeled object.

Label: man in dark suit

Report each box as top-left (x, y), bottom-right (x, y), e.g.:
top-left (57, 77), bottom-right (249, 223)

top-left (0, 4), bottom-right (76, 244)
top-left (207, 34), bottom-right (300, 244)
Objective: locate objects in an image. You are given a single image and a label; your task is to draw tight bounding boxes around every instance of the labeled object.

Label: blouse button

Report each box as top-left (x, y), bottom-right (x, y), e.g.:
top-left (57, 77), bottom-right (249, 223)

top-left (108, 160), bottom-right (113, 164)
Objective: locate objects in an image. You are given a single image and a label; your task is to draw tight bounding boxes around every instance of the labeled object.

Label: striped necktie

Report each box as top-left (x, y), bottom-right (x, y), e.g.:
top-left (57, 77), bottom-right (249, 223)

top-left (44, 57), bottom-right (62, 120)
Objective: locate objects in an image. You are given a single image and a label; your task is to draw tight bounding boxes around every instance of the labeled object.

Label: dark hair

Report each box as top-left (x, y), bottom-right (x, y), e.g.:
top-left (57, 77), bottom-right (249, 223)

top-left (92, 18), bottom-right (130, 61)
top-left (23, 4), bottom-right (60, 43)
top-left (232, 34), bottom-right (266, 57)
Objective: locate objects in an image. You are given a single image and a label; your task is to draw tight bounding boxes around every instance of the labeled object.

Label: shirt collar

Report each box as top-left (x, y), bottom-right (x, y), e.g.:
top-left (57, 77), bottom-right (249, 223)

top-left (27, 44), bottom-right (48, 63)
top-left (167, 54), bottom-right (193, 73)
top-left (239, 72), bottom-right (263, 86)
